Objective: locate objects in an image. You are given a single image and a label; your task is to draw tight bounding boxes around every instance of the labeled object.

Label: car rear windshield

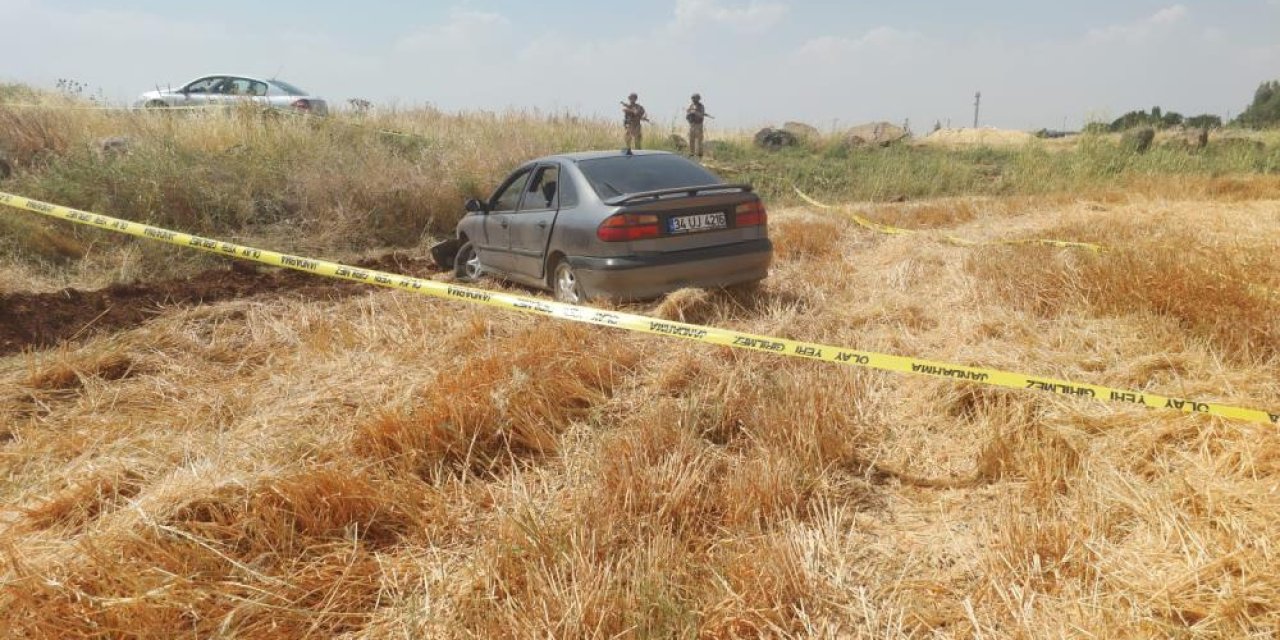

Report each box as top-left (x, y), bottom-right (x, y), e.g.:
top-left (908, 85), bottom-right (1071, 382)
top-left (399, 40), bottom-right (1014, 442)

top-left (578, 155), bottom-right (721, 199)
top-left (267, 80), bottom-right (308, 96)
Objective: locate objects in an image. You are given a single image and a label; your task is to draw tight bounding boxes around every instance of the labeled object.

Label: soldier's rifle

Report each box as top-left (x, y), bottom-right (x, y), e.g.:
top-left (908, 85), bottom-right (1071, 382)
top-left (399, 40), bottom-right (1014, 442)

top-left (620, 101), bottom-right (650, 122)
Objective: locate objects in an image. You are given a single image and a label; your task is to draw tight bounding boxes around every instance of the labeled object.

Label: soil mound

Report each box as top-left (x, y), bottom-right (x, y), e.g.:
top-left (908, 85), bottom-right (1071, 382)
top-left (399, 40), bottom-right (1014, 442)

top-left (920, 127), bottom-right (1035, 147)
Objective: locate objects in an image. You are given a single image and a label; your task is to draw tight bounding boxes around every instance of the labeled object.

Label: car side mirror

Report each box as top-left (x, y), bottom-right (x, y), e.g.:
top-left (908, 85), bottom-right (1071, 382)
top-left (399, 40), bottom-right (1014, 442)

top-left (464, 197), bottom-right (487, 214)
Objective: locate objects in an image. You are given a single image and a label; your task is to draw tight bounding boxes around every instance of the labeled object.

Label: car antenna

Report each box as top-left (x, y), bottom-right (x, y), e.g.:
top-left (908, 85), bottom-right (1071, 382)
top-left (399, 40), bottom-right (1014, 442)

top-left (270, 63), bottom-right (284, 80)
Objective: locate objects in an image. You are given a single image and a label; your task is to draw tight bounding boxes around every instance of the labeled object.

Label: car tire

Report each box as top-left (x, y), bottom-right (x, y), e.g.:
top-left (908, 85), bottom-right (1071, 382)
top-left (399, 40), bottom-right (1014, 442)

top-left (454, 241), bottom-right (483, 282)
top-left (552, 258), bottom-right (587, 304)
top-left (145, 100), bottom-right (168, 109)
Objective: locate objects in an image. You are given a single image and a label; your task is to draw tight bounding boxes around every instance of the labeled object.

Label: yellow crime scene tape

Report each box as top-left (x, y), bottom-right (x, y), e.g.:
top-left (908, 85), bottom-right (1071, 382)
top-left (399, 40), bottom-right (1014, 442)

top-left (792, 188), bottom-right (1280, 299)
top-left (793, 186), bottom-right (1107, 252)
top-left (2, 191), bottom-right (1276, 427)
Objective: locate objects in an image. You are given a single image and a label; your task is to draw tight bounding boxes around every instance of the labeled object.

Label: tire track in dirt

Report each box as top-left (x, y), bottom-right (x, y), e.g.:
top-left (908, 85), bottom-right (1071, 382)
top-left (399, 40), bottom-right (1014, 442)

top-left (0, 253), bottom-right (440, 356)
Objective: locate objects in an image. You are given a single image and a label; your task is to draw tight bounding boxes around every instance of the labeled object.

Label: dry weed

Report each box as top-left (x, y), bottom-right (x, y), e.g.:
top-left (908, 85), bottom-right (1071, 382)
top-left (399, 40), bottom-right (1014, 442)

top-left (970, 221), bottom-right (1280, 363)
top-left (2, 188), bottom-right (1279, 637)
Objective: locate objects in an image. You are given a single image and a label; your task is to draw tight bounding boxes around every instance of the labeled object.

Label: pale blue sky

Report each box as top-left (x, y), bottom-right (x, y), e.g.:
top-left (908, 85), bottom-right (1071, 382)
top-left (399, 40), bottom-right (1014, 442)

top-left (3, 0), bottom-right (1277, 130)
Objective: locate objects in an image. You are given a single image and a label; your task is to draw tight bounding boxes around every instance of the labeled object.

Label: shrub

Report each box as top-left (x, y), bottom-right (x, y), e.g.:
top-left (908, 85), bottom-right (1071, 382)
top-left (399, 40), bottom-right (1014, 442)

top-left (1120, 127), bottom-right (1155, 154)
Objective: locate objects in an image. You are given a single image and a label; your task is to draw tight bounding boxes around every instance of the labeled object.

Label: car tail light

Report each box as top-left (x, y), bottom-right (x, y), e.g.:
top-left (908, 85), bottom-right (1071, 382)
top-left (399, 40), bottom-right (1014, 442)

top-left (597, 213), bottom-right (660, 242)
top-left (291, 99), bottom-right (312, 112)
top-left (735, 200), bottom-right (768, 227)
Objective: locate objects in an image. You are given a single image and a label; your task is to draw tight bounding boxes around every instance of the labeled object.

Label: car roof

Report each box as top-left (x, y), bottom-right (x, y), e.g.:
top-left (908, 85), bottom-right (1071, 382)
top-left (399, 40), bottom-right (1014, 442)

top-left (191, 74), bottom-right (275, 83)
top-left (535, 149), bottom-right (675, 164)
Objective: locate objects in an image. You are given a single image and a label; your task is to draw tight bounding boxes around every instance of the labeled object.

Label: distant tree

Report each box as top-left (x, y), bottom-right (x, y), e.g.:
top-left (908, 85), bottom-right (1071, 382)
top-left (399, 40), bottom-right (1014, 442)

top-left (1083, 121), bottom-right (1110, 135)
top-left (1235, 80), bottom-right (1280, 128)
top-left (1108, 107), bottom-right (1184, 131)
top-left (1185, 114), bottom-right (1222, 129)
top-left (1109, 110), bottom-right (1149, 131)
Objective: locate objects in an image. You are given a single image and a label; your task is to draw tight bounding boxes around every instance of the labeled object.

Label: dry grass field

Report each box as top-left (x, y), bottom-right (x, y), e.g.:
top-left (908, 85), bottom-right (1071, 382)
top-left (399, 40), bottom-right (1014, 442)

top-left (2, 99), bottom-right (1280, 637)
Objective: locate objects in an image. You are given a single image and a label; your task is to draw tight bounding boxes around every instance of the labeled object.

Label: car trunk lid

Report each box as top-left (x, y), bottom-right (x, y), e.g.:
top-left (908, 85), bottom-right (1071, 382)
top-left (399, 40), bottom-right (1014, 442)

top-left (609, 190), bottom-right (766, 253)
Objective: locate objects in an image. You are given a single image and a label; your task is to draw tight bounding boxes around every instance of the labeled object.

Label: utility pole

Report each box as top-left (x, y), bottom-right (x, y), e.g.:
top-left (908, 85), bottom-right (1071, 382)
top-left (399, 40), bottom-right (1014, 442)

top-left (973, 91), bottom-right (981, 128)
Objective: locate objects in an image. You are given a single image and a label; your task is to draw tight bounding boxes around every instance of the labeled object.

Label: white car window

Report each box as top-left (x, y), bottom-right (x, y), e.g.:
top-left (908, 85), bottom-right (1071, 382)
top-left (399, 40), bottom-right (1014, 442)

top-left (184, 77), bottom-right (224, 94)
top-left (223, 78), bottom-right (263, 96)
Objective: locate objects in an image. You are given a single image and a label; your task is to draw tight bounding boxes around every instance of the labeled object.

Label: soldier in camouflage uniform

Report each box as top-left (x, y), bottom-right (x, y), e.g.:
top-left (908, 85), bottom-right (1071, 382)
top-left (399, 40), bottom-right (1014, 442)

top-left (621, 93), bottom-right (647, 150)
top-left (686, 93), bottom-right (710, 158)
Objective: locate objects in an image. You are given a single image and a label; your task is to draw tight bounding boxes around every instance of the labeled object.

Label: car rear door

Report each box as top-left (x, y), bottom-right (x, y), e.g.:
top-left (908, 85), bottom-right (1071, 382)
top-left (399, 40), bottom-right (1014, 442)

top-left (223, 77), bottom-right (267, 107)
top-left (507, 163), bottom-right (563, 279)
top-left (478, 167), bottom-right (532, 273)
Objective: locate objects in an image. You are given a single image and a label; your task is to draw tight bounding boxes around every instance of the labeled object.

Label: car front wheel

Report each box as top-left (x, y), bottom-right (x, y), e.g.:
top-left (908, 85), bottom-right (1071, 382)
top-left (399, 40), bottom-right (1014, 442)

top-left (454, 241), bottom-right (483, 282)
top-left (552, 258), bottom-right (586, 304)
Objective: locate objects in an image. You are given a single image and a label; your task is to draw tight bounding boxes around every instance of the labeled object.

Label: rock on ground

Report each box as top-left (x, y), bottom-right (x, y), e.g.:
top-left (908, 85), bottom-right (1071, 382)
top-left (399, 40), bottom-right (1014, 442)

top-left (845, 122), bottom-right (908, 147)
top-left (753, 127), bottom-right (799, 149)
top-left (782, 121), bottom-right (820, 140)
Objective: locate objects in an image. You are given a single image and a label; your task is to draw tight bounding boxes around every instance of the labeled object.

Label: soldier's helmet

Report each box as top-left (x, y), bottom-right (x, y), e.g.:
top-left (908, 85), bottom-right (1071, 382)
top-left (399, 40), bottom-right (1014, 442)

top-left (691, 93), bottom-right (701, 101)
top-left (628, 93), bottom-right (638, 101)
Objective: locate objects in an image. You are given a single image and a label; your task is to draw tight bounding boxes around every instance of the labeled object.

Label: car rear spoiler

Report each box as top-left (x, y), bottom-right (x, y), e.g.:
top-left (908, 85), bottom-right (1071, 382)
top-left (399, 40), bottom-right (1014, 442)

top-left (604, 183), bottom-right (753, 206)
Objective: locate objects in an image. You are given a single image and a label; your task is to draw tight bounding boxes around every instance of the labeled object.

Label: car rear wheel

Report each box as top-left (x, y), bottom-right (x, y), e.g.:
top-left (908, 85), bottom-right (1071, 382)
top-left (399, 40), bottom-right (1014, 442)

top-left (454, 241), bottom-right (483, 282)
top-left (552, 258), bottom-right (586, 304)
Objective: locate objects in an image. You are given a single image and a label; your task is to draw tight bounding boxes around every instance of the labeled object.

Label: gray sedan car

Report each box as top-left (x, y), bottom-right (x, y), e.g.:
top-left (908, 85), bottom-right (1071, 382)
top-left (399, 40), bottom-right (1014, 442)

top-left (439, 150), bottom-right (772, 303)
top-left (133, 74), bottom-right (329, 116)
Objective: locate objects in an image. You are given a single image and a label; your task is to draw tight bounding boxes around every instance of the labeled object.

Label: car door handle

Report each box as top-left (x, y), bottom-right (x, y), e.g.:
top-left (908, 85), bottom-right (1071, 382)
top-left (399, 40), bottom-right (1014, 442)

top-left (499, 220), bottom-right (509, 228)
top-left (537, 221), bottom-right (548, 229)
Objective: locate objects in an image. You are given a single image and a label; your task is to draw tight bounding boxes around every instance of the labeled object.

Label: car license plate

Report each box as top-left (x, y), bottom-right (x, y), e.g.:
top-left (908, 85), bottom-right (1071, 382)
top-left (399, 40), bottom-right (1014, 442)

top-left (669, 212), bottom-right (726, 234)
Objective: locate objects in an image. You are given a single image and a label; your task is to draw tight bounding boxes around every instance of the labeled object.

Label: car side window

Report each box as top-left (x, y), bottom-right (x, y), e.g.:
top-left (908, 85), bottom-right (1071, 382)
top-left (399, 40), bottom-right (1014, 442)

top-left (518, 165), bottom-right (559, 212)
top-left (248, 81), bottom-right (268, 97)
top-left (223, 78), bottom-right (259, 96)
top-left (185, 77), bottom-right (223, 94)
top-left (491, 169), bottom-right (532, 212)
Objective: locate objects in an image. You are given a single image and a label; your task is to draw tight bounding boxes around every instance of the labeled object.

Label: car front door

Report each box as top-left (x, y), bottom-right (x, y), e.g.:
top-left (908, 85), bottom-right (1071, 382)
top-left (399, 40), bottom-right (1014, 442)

top-left (508, 164), bottom-right (562, 279)
top-left (179, 76), bottom-right (224, 107)
top-left (479, 167), bottom-right (532, 273)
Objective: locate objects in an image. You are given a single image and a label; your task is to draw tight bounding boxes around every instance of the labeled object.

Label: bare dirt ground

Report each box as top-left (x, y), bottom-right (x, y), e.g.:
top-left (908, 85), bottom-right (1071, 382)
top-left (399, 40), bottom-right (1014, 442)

top-left (0, 253), bottom-right (438, 356)
top-left (1, 193), bottom-right (1279, 638)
